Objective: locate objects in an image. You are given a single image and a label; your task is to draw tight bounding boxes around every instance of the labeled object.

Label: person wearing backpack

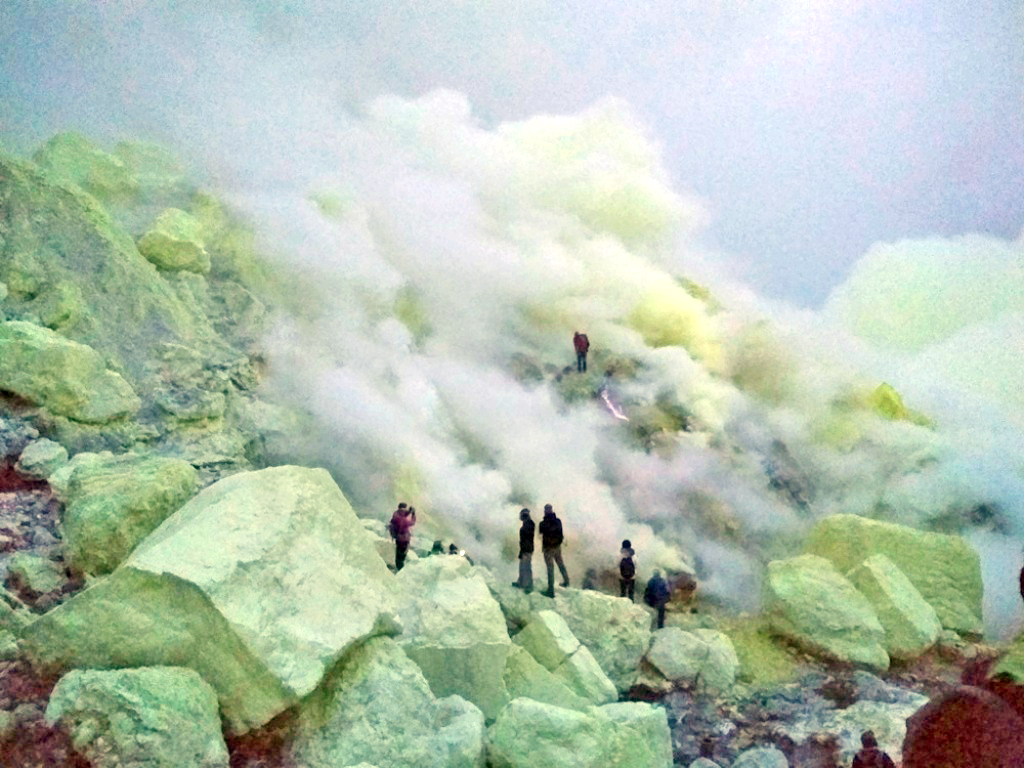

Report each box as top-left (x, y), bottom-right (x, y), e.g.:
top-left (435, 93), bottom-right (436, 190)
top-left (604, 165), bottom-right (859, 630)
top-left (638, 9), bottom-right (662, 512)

top-left (644, 570), bottom-right (671, 629)
top-left (573, 331), bottom-right (590, 372)
top-left (538, 504), bottom-right (570, 598)
top-left (619, 539), bottom-right (636, 601)
top-left (851, 730), bottom-right (895, 768)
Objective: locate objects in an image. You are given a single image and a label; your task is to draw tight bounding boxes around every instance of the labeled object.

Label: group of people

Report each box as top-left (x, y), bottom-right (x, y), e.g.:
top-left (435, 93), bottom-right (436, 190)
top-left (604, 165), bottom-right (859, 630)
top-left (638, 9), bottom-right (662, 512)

top-left (513, 504), bottom-right (570, 598)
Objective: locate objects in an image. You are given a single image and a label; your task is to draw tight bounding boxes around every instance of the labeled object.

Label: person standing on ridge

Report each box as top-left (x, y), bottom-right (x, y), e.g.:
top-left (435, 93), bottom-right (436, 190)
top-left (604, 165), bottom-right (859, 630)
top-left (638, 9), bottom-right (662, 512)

top-left (851, 730), bottom-right (895, 768)
top-left (619, 539), bottom-right (636, 601)
top-left (644, 569), bottom-right (671, 629)
top-left (538, 504), bottom-right (570, 598)
top-left (513, 508), bottom-right (535, 593)
top-left (389, 503), bottom-right (416, 571)
top-left (573, 331), bottom-right (589, 372)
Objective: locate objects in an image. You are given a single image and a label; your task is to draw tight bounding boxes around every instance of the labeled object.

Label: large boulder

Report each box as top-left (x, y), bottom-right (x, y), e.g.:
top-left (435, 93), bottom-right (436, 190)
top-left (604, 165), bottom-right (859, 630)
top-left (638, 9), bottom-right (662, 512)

top-left (540, 588), bottom-right (653, 692)
top-left (288, 636), bottom-right (486, 768)
top-left (14, 437), bottom-right (69, 480)
top-left (32, 133), bottom-right (138, 201)
top-left (137, 208), bottom-right (211, 274)
top-left (487, 698), bottom-right (672, 768)
top-left (396, 555), bottom-right (512, 720)
top-left (0, 321), bottom-right (140, 423)
top-left (45, 666), bottom-right (228, 768)
top-left (806, 514), bottom-right (983, 635)
top-left (513, 609), bottom-right (617, 705)
top-left (846, 553), bottom-right (941, 660)
top-left (23, 465), bottom-right (400, 732)
top-left (764, 554), bottom-right (889, 670)
top-left (61, 453), bottom-right (198, 575)
top-left (731, 747), bottom-right (788, 768)
top-left (646, 627), bottom-right (739, 693)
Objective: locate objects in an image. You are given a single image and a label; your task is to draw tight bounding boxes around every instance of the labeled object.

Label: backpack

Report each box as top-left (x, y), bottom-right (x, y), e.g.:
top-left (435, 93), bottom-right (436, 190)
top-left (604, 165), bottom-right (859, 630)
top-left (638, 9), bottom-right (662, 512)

top-left (619, 556), bottom-right (635, 580)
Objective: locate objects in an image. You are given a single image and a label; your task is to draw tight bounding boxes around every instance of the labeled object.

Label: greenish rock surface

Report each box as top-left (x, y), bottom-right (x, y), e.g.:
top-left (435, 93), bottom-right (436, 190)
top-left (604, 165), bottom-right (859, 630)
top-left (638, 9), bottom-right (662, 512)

top-left (991, 629), bottom-right (1024, 680)
top-left (14, 437), bottom-right (69, 479)
top-left (32, 133), bottom-right (138, 201)
top-left (0, 321), bottom-right (140, 423)
top-left (62, 453), bottom-right (198, 575)
top-left (502, 645), bottom-right (591, 712)
top-left (21, 567), bottom-right (291, 734)
top-left (486, 698), bottom-right (672, 768)
top-left (646, 627), bottom-right (739, 693)
top-left (805, 514), bottom-right (983, 635)
top-left (542, 588), bottom-right (653, 692)
top-left (289, 636), bottom-right (486, 768)
top-left (6, 552), bottom-right (65, 594)
top-left (396, 554), bottom-right (512, 720)
top-left (846, 553), bottom-right (941, 660)
top-left (0, 153), bottom-right (216, 380)
top-left (0, 586), bottom-right (33, 632)
top-left (513, 609), bottom-right (616, 705)
top-left (764, 554), bottom-right (889, 671)
top-left (0, 628), bottom-right (19, 661)
top-left (731, 747), bottom-right (789, 768)
top-left (138, 208), bottom-right (211, 274)
top-left (128, 465), bottom-right (401, 699)
top-left (45, 666), bottom-right (228, 768)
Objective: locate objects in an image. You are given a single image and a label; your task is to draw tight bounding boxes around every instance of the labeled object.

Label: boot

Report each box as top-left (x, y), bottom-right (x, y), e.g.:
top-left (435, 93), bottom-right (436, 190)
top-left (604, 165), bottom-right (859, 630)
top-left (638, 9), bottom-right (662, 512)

top-left (541, 587), bottom-right (555, 598)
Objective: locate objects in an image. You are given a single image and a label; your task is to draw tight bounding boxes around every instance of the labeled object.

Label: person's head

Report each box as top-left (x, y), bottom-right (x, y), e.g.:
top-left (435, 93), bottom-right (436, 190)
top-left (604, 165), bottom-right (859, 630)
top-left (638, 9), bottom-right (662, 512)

top-left (860, 731), bottom-right (877, 748)
top-left (520, 508), bottom-right (531, 521)
top-left (397, 502), bottom-right (407, 509)
top-left (622, 539), bottom-right (631, 550)
top-left (544, 504), bottom-right (553, 516)
top-left (652, 569), bottom-right (661, 579)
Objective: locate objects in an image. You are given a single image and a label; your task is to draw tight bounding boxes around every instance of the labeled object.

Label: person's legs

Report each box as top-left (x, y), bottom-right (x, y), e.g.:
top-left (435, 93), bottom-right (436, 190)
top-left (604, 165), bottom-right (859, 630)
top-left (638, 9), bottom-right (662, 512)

top-left (519, 553), bottom-right (533, 591)
top-left (395, 540), bottom-right (409, 571)
top-left (581, 353), bottom-right (586, 372)
top-left (656, 604), bottom-right (666, 629)
top-left (554, 549), bottom-right (569, 587)
top-left (543, 548), bottom-right (556, 595)
top-left (626, 578), bottom-right (635, 602)
top-left (620, 579), bottom-right (627, 598)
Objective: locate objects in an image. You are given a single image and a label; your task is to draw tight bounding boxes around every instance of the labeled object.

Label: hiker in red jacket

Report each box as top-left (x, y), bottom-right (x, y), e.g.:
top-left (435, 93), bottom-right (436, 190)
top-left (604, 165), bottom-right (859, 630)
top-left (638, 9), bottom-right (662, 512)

top-left (573, 331), bottom-right (589, 372)
top-left (389, 503), bottom-right (416, 571)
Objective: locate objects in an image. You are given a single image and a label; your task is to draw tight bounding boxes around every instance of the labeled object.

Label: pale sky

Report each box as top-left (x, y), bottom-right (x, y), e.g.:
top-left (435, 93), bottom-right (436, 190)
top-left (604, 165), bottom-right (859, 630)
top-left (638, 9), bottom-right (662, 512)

top-left (2, 0), bottom-right (1021, 306)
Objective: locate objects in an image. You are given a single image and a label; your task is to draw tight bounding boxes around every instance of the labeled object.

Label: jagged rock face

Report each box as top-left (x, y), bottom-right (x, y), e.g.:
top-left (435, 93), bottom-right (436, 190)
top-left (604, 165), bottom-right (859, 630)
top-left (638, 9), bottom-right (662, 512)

top-left (0, 154), bottom-right (216, 380)
top-left (137, 208), bottom-right (211, 274)
top-left (288, 636), bottom-right (486, 768)
top-left (44, 666), bottom-right (228, 768)
top-left (396, 554), bottom-right (512, 720)
top-left (62, 453), bottom-right (197, 575)
top-left (501, 644), bottom-right (591, 712)
top-left (805, 513), bottom-right (983, 636)
top-left (0, 321), bottom-right (141, 423)
top-left (486, 698), bottom-right (673, 768)
top-left (14, 438), bottom-right (68, 480)
top-left (764, 554), bottom-right (889, 670)
top-left (23, 465), bottom-right (402, 733)
top-left (846, 553), bottom-right (941, 660)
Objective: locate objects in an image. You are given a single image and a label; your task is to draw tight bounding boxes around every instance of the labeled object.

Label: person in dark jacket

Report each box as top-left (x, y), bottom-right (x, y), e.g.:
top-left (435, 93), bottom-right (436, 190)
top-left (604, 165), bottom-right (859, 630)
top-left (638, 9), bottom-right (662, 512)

top-left (851, 730), bottom-right (895, 768)
top-left (619, 539), bottom-right (636, 601)
top-left (643, 569), bottom-right (671, 629)
top-left (573, 331), bottom-right (589, 372)
top-left (538, 504), bottom-right (569, 598)
top-left (513, 508), bottom-right (535, 593)
top-left (389, 503), bottom-right (416, 571)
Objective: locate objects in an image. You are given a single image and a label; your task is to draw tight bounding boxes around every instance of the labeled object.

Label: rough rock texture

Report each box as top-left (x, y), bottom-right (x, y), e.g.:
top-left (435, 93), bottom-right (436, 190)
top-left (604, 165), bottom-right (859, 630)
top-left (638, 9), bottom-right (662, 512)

top-left (0, 321), bottom-right (140, 423)
top-left (846, 553), bottom-right (941, 660)
top-left (21, 567), bottom-right (290, 734)
top-left (542, 588), bottom-right (653, 692)
top-left (23, 466), bottom-right (400, 733)
top-left (62, 453), bottom-right (197, 575)
top-left (486, 698), bottom-right (672, 768)
top-left (731, 747), bottom-right (788, 768)
top-left (6, 552), bottom-right (65, 595)
top-left (137, 208), bottom-right (211, 274)
top-left (513, 609), bottom-right (617, 705)
top-left (14, 438), bottom-right (69, 480)
top-left (764, 554), bottom-right (889, 670)
top-left (501, 644), bottom-right (591, 712)
top-left (646, 627), bottom-right (739, 693)
top-left (45, 666), bottom-right (228, 768)
top-left (396, 554), bottom-right (512, 720)
top-left (32, 133), bottom-right (139, 202)
top-left (0, 153), bottom-right (214, 380)
top-left (288, 636), bottom-right (486, 768)
top-left (806, 514), bottom-right (983, 635)
top-left (991, 629), bottom-right (1024, 680)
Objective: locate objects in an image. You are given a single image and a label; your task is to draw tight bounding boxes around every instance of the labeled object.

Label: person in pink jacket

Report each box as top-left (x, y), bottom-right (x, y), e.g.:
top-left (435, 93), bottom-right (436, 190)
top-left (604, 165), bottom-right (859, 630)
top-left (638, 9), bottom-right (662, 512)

top-left (389, 503), bottom-right (417, 571)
